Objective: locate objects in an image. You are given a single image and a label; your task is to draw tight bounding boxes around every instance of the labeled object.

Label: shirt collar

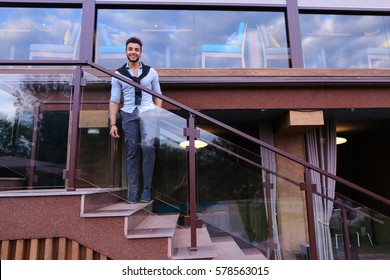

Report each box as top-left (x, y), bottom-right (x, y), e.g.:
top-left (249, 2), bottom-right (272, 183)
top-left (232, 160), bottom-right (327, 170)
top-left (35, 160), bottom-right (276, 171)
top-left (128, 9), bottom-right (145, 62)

top-left (126, 62), bottom-right (143, 70)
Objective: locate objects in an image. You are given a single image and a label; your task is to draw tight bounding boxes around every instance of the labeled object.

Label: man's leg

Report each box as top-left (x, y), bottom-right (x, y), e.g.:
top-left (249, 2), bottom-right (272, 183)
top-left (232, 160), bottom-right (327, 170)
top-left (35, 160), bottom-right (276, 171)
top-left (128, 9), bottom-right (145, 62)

top-left (120, 110), bottom-right (141, 202)
top-left (139, 109), bottom-right (158, 202)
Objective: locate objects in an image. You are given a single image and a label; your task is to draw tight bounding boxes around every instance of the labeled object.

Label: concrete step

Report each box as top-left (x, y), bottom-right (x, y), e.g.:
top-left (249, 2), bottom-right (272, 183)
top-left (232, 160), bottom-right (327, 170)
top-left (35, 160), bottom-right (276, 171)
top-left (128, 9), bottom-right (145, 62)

top-left (170, 226), bottom-right (217, 260)
top-left (80, 190), bottom-right (180, 241)
top-left (80, 190), bottom-right (268, 259)
top-left (81, 188), bottom-right (128, 217)
top-left (82, 199), bottom-right (180, 240)
top-left (211, 236), bottom-right (267, 260)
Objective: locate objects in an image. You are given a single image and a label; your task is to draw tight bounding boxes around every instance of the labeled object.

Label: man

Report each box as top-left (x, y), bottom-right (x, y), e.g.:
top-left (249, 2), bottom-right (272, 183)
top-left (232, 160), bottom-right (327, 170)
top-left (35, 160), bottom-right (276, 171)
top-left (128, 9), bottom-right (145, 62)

top-left (109, 36), bottom-right (162, 203)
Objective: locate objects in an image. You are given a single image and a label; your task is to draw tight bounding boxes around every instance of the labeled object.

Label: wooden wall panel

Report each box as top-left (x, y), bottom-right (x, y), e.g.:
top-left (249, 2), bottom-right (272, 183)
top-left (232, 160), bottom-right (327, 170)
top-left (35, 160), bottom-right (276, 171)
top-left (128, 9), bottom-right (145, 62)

top-left (0, 237), bottom-right (110, 260)
top-left (44, 238), bottom-right (53, 260)
top-left (15, 240), bottom-right (24, 260)
top-left (29, 239), bottom-right (39, 260)
top-left (1, 240), bottom-right (10, 259)
top-left (71, 240), bottom-right (79, 260)
top-left (58, 237), bottom-right (67, 260)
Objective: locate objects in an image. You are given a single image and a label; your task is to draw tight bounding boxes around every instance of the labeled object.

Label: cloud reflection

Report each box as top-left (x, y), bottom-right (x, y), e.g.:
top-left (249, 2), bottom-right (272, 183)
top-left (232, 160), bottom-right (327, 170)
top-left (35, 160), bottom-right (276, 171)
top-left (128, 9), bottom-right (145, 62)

top-left (300, 14), bottom-right (390, 68)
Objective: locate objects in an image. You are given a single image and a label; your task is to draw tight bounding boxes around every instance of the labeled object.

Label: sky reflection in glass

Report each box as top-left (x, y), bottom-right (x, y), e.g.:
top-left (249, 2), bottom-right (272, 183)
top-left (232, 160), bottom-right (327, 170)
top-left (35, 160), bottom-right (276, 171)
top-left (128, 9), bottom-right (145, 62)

top-left (300, 14), bottom-right (390, 68)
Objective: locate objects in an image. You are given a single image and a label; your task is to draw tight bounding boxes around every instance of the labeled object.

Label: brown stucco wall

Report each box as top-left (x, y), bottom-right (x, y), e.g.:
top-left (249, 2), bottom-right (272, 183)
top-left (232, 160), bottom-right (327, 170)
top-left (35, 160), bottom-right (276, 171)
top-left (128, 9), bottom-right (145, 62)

top-left (162, 85), bottom-right (390, 111)
top-left (0, 195), bottom-right (168, 260)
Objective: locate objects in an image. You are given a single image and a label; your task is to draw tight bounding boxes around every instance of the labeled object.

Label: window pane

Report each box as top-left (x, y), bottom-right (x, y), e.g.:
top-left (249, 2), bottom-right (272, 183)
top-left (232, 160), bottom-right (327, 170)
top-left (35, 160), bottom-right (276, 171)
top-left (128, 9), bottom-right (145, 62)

top-left (298, 0), bottom-right (390, 10)
top-left (96, 9), bottom-right (289, 68)
top-left (0, 7), bottom-right (81, 61)
top-left (300, 14), bottom-right (390, 68)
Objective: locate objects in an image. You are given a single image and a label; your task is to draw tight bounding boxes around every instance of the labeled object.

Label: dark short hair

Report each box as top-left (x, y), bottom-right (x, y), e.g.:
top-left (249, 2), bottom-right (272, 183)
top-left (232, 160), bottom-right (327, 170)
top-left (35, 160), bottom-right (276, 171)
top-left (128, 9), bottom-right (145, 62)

top-left (125, 37), bottom-right (143, 50)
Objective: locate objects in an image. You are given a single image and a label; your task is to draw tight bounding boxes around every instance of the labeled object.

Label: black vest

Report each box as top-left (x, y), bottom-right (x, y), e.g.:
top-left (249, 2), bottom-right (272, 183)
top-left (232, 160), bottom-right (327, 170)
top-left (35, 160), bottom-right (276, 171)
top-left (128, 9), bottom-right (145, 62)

top-left (117, 63), bottom-right (151, 105)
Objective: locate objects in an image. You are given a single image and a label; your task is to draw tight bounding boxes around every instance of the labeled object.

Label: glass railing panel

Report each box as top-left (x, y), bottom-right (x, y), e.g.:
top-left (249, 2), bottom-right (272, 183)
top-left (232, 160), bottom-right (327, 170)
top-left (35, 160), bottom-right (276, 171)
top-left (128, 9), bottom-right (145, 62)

top-left (153, 109), bottom-right (189, 214)
top-left (195, 144), bottom-right (316, 259)
top-left (0, 72), bottom-right (73, 189)
top-left (244, 150), bottom-right (390, 260)
top-left (364, 212), bottom-right (390, 259)
top-left (76, 70), bottom-right (190, 211)
top-left (76, 74), bottom-right (112, 189)
top-left (330, 193), bottom-right (390, 260)
top-left (194, 128), bottom-right (277, 259)
top-left (195, 123), bottom-right (321, 259)
top-left (197, 126), bottom-right (382, 260)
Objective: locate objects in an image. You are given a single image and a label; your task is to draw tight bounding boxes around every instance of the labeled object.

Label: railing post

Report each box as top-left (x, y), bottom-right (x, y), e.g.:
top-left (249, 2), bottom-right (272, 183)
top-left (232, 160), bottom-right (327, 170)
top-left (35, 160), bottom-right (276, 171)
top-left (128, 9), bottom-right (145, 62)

top-left (64, 67), bottom-right (85, 191)
top-left (341, 207), bottom-right (353, 260)
top-left (27, 104), bottom-right (40, 188)
top-left (265, 172), bottom-right (277, 259)
top-left (183, 114), bottom-right (199, 251)
top-left (300, 170), bottom-right (318, 260)
top-left (108, 136), bottom-right (117, 188)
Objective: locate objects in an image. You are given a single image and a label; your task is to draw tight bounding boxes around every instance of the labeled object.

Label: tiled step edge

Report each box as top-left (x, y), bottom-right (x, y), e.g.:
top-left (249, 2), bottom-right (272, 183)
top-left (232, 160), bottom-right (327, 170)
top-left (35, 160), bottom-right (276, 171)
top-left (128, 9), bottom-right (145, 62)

top-left (81, 200), bottom-right (153, 218)
top-left (126, 213), bottom-right (180, 239)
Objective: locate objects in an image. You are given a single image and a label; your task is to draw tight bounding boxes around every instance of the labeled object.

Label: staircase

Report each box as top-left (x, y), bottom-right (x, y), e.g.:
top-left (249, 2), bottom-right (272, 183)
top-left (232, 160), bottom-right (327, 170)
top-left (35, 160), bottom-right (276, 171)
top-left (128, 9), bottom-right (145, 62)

top-left (0, 188), bottom-right (268, 260)
top-left (81, 189), bottom-right (267, 260)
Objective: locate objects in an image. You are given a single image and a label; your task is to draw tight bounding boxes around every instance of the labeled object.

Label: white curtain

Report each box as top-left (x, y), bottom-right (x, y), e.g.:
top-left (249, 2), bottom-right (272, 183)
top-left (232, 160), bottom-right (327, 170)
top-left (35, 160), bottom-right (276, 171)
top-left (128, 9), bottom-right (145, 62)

top-left (259, 121), bottom-right (282, 260)
top-left (305, 120), bottom-right (337, 260)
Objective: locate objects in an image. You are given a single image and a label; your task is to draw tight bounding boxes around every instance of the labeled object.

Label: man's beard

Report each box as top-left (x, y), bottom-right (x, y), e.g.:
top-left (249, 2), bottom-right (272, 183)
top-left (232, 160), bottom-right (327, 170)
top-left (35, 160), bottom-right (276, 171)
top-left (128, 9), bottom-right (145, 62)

top-left (127, 55), bottom-right (140, 63)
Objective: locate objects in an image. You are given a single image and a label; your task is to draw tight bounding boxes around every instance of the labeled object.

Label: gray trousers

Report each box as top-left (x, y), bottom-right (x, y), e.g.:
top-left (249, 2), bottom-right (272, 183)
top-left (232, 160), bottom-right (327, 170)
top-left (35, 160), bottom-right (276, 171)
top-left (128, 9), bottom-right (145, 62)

top-left (120, 108), bottom-right (158, 197)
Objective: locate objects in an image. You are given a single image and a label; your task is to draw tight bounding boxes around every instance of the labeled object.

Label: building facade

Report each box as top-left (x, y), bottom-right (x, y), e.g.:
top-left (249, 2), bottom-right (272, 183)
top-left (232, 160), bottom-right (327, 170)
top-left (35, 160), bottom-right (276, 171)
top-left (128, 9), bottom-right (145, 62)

top-left (0, 0), bottom-right (389, 260)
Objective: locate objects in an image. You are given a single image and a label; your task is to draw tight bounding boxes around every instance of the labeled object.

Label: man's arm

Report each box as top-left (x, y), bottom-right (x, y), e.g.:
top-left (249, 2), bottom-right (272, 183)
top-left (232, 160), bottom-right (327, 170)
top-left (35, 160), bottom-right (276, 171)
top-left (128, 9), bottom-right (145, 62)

top-left (153, 96), bottom-right (163, 108)
top-left (151, 69), bottom-right (163, 108)
top-left (109, 101), bottom-right (120, 138)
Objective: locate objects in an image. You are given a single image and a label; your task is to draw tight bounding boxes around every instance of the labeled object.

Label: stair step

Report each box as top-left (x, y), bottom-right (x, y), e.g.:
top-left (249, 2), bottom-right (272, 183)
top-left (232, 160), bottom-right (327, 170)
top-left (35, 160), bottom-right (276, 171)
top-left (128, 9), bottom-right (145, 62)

top-left (242, 248), bottom-right (268, 260)
top-left (211, 236), bottom-right (267, 260)
top-left (127, 213), bottom-right (179, 239)
top-left (81, 188), bottom-right (128, 216)
top-left (171, 227), bottom-right (217, 260)
top-left (82, 201), bottom-right (153, 217)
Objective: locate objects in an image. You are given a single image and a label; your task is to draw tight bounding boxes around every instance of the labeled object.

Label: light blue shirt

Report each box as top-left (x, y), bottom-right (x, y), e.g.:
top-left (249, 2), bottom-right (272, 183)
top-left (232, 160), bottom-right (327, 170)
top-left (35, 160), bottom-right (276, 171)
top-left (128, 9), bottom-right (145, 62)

top-left (110, 62), bottom-right (162, 114)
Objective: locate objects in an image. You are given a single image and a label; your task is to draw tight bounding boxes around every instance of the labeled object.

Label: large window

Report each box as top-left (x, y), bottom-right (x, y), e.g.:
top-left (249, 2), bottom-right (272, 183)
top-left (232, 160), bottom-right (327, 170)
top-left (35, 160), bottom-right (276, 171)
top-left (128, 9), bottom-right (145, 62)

top-left (96, 9), bottom-right (289, 68)
top-left (2, 4), bottom-right (390, 69)
top-left (0, 7), bottom-right (82, 61)
top-left (300, 14), bottom-right (390, 68)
